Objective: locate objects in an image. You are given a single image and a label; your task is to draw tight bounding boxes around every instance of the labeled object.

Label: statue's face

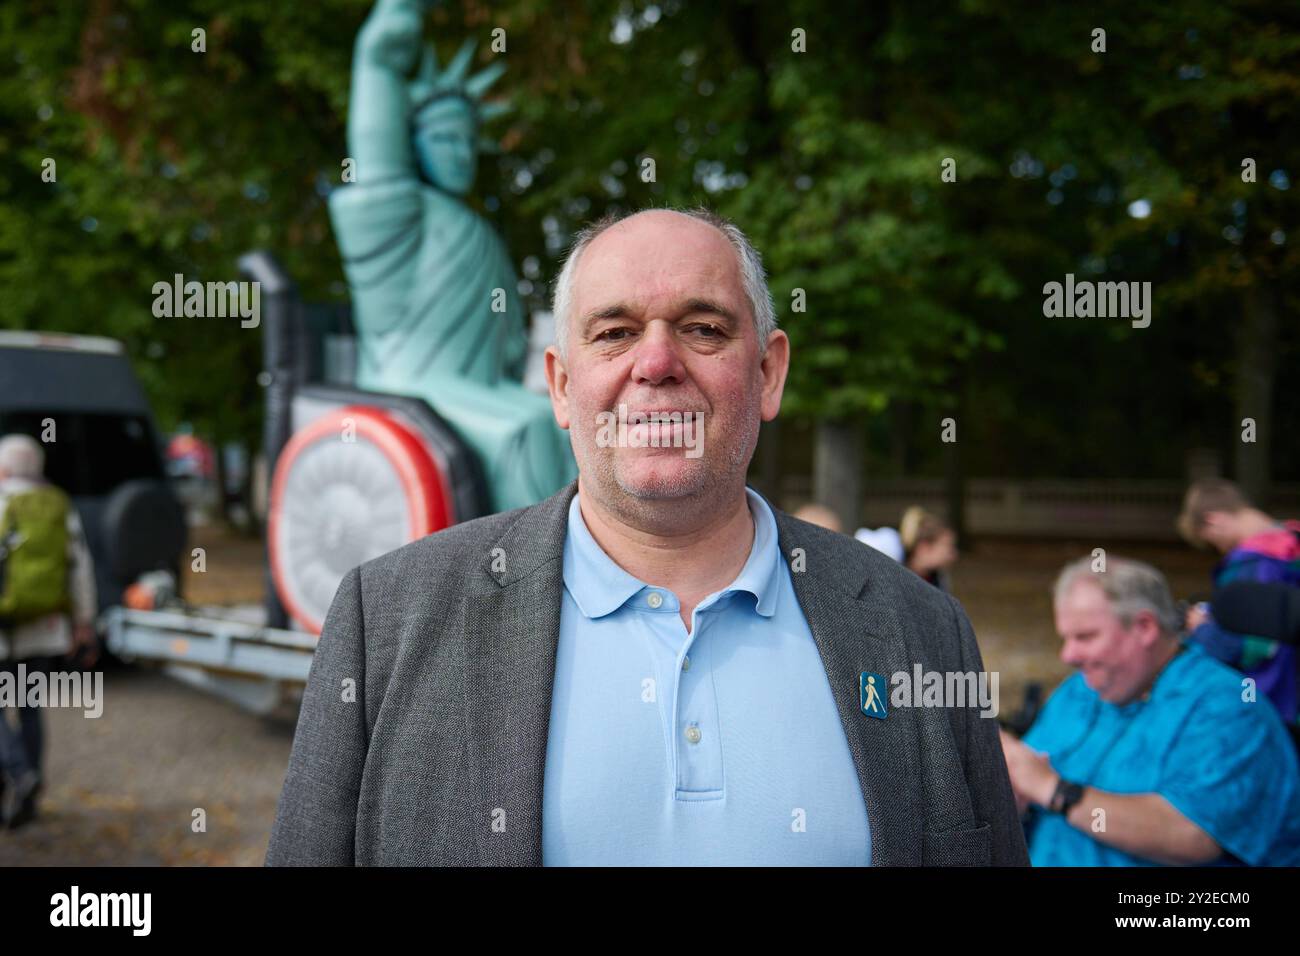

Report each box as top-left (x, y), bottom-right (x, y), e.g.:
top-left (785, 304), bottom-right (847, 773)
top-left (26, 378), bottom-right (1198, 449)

top-left (413, 97), bottom-right (476, 195)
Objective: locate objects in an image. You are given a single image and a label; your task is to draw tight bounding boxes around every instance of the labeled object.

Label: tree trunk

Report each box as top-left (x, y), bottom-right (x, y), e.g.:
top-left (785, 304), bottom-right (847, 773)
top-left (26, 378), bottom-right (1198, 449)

top-left (944, 430), bottom-right (966, 550)
top-left (944, 368), bottom-right (968, 549)
top-left (890, 400), bottom-right (913, 477)
top-left (212, 437), bottom-right (232, 527)
top-left (815, 419), bottom-right (863, 533)
top-left (754, 418), bottom-right (782, 504)
top-left (1235, 283), bottom-right (1277, 506)
top-left (240, 441), bottom-right (261, 537)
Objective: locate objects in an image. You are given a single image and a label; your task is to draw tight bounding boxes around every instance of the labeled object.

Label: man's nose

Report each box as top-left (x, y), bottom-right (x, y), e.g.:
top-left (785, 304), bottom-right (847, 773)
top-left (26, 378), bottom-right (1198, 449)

top-left (1059, 640), bottom-right (1082, 667)
top-left (630, 322), bottom-right (686, 387)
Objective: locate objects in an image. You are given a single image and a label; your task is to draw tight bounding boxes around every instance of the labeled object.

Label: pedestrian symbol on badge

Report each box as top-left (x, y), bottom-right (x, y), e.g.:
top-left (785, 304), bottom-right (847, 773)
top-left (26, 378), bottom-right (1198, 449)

top-left (860, 672), bottom-right (887, 719)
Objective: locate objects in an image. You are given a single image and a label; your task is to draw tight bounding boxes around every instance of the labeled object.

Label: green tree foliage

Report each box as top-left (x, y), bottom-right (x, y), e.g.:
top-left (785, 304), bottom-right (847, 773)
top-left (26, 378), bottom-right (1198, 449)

top-left (2, 0), bottom-right (1296, 487)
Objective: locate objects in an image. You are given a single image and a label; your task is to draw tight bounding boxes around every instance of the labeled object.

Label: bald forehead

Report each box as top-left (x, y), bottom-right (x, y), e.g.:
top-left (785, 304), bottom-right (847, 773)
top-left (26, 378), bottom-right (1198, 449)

top-left (572, 212), bottom-right (746, 322)
top-left (593, 209), bottom-right (727, 245)
top-left (578, 212), bottom-right (738, 282)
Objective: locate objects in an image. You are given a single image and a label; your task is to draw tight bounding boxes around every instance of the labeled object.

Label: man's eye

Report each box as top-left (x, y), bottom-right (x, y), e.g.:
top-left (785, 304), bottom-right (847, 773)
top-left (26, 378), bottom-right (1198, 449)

top-left (687, 324), bottom-right (722, 337)
top-left (596, 328), bottom-right (630, 342)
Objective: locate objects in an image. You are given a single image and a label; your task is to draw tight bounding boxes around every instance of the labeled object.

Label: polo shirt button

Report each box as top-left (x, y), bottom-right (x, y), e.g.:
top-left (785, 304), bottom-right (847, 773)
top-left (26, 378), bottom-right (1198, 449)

top-left (682, 655), bottom-right (691, 671)
top-left (647, 591), bottom-right (664, 609)
top-left (684, 723), bottom-right (702, 744)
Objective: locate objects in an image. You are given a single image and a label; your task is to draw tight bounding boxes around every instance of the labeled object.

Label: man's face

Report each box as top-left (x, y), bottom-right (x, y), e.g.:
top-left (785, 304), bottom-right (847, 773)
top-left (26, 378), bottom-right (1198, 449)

top-left (1054, 579), bottom-right (1157, 704)
top-left (544, 211), bottom-right (788, 511)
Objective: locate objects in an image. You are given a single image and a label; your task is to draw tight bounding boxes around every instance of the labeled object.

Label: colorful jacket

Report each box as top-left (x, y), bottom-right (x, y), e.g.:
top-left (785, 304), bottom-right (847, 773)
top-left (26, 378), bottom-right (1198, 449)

top-left (1189, 520), bottom-right (1300, 725)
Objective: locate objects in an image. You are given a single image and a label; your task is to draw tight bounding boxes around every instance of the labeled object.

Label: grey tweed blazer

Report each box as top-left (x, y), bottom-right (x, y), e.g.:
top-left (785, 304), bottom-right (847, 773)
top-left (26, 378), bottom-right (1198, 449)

top-left (265, 480), bottom-right (1029, 866)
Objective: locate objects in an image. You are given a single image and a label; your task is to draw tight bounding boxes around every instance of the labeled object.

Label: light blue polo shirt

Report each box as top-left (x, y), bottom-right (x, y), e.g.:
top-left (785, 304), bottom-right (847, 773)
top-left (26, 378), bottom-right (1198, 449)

top-left (541, 489), bottom-right (871, 866)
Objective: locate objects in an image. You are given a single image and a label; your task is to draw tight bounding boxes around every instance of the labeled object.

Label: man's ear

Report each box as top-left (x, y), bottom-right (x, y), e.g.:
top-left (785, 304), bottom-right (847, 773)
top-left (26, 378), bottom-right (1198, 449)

top-left (1133, 610), bottom-right (1162, 648)
top-left (759, 329), bottom-right (790, 422)
top-left (544, 345), bottom-right (571, 430)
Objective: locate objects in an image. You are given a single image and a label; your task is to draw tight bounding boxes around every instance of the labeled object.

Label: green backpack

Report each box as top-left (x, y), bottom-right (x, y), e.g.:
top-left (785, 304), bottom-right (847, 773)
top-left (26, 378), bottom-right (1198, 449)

top-left (0, 485), bottom-right (72, 623)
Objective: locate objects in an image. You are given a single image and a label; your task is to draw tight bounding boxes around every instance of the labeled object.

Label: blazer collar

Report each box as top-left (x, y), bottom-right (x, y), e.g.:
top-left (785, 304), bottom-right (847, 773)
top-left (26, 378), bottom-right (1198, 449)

top-left (464, 481), bottom-right (575, 865)
top-left (769, 500), bottom-right (923, 865)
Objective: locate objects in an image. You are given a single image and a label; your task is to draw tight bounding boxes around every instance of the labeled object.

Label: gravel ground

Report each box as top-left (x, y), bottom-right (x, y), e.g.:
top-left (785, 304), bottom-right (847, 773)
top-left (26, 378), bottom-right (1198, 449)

top-left (0, 522), bottom-right (1215, 866)
top-left (0, 664), bottom-right (294, 866)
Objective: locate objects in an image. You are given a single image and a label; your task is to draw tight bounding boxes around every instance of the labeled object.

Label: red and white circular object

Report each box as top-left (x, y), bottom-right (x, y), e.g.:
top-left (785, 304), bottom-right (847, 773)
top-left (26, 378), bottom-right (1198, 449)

top-left (268, 405), bottom-right (452, 634)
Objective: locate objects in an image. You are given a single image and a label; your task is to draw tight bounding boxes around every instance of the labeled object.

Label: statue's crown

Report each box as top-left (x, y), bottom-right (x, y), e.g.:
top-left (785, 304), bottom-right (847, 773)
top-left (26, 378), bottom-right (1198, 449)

top-left (409, 39), bottom-right (510, 145)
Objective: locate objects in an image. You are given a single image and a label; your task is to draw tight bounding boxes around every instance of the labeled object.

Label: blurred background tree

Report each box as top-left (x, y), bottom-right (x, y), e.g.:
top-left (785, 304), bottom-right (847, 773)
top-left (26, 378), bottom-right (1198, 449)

top-left (1, 0), bottom-right (1296, 532)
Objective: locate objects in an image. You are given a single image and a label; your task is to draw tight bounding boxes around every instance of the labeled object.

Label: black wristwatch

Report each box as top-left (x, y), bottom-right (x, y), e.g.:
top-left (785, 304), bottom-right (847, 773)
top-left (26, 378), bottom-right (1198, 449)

top-left (1049, 777), bottom-right (1085, 815)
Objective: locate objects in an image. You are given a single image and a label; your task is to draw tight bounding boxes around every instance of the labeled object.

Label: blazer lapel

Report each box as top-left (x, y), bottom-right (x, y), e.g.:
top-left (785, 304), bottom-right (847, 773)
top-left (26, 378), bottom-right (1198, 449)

top-left (775, 509), bottom-right (924, 865)
top-left (463, 481), bottom-right (576, 866)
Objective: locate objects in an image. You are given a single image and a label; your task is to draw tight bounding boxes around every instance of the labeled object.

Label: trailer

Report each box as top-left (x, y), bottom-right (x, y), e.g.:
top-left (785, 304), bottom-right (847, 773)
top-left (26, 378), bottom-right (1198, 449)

top-left (100, 251), bottom-right (559, 716)
top-left (102, 604), bottom-right (317, 717)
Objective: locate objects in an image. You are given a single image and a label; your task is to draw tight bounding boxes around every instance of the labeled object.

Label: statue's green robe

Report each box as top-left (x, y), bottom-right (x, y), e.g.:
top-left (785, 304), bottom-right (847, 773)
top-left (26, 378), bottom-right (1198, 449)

top-left (330, 179), bottom-right (576, 512)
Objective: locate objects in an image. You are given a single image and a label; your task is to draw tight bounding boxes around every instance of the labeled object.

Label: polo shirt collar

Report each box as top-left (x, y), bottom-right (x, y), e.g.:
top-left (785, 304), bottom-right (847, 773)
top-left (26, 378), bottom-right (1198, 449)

top-left (562, 494), bottom-right (645, 619)
top-left (728, 488), bottom-right (781, 617)
top-left (562, 487), bottom-right (782, 620)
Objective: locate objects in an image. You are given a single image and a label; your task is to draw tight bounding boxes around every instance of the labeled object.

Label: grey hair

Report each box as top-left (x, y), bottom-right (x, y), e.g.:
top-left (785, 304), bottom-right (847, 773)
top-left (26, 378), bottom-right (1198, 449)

top-left (550, 207), bottom-right (778, 356)
top-left (0, 434), bottom-right (45, 480)
top-left (1053, 555), bottom-right (1181, 637)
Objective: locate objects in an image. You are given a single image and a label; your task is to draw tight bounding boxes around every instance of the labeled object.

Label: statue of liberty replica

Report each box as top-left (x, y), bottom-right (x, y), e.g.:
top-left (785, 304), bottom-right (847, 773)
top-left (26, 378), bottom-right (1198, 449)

top-left (330, 0), bottom-right (575, 512)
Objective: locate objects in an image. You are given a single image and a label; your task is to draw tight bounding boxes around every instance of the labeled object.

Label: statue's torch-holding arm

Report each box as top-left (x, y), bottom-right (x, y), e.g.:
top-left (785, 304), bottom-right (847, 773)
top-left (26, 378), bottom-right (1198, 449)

top-left (347, 0), bottom-right (431, 184)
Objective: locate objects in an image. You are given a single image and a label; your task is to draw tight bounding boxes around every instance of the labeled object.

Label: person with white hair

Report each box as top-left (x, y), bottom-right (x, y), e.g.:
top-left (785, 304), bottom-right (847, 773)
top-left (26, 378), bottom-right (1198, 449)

top-left (0, 433), bottom-right (97, 828)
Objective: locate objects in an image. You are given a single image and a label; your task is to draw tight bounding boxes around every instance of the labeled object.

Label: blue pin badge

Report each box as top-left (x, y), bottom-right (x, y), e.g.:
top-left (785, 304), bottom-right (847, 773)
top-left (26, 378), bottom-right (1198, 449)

top-left (860, 671), bottom-right (888, 719)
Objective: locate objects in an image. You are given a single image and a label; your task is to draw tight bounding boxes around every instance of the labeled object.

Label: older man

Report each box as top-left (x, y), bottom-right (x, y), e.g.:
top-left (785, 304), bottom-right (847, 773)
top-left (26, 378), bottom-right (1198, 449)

top-left (267, 208), bottom-right (1027, 866)
top-left (1002, 556), bottom-right (1300, 866)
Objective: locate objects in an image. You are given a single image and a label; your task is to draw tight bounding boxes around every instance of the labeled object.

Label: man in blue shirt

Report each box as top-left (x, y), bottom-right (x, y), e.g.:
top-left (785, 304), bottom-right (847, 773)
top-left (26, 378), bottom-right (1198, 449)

top-left (543, 483), bottom-right (872, 864)
top-left (1001, 555), bottom-right (1300, 866)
